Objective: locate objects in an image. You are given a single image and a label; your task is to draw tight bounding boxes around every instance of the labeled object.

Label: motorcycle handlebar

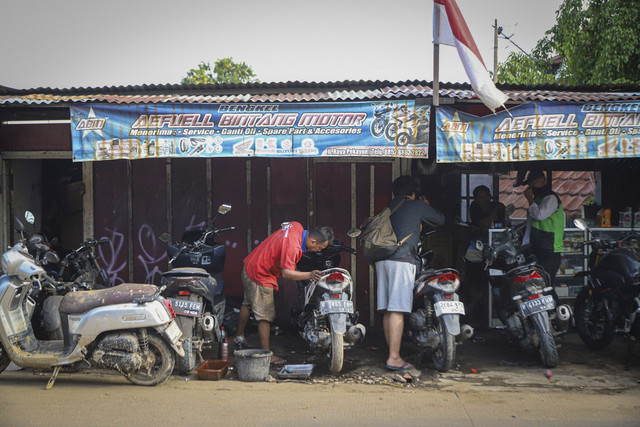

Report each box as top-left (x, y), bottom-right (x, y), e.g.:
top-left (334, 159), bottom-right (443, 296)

top-left (216, 226), bottom-right (236, 234)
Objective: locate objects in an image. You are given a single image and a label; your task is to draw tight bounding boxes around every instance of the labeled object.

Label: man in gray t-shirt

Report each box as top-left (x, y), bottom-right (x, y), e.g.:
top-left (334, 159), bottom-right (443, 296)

top-left (376, 176), bottom-right (445, 371)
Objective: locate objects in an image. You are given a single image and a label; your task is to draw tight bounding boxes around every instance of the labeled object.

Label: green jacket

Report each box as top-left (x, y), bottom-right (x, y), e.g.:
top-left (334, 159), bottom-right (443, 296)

top-left (530, 192), bottom-right (564, 253)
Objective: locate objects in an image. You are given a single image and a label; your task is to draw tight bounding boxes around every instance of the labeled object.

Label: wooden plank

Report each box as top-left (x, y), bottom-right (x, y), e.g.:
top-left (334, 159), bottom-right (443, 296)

top-left (93, 160), bottom-right (130, 286)
top-left (131, 158), bottom-right (168, 284)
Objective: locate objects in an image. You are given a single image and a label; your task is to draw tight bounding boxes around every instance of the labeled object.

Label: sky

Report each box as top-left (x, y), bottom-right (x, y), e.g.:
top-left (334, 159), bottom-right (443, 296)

top-left (0, 0), bottom-right (564, 89)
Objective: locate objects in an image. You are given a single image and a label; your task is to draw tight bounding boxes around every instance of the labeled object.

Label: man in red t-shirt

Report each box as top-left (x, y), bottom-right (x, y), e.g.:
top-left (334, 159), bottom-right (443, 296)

top-left (235, 222), bottom-right (334, 364)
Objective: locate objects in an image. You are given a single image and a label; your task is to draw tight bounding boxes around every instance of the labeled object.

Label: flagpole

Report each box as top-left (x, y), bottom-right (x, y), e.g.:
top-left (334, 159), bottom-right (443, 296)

top-left (433, 5), bottom-right (440, 107)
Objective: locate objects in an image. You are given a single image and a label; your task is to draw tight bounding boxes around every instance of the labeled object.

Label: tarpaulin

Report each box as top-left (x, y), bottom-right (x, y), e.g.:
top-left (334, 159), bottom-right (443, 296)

top-left (70, 101), bottom-right (430, 161)
top-left (435, 101), bottom-right (640, 163)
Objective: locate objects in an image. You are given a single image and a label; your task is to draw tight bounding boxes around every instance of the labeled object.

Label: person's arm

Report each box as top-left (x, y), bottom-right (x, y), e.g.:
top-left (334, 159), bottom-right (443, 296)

top-left (419, 197), bottom-right (445, 228)
top-left (282, 269), bottom-right (322, 282)
top-left (528, 194), bottom-right (559, 221)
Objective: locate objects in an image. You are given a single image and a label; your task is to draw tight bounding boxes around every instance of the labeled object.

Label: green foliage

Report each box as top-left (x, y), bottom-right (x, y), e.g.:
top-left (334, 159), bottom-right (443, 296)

top-left (497, 0), bottom-right (640, 85)
top-left (181, 57), bottom-right (258, 84)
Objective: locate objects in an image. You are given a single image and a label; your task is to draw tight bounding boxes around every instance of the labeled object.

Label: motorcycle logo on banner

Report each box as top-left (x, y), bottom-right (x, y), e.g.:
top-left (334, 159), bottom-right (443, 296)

top-left (70, 101), bottom-right (431, 161)
top-left (435, 101), bottom-right (640, 162)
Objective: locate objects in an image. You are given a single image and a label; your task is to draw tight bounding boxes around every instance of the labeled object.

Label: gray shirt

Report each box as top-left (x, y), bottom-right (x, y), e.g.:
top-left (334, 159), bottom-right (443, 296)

top-left (387, 196), bottom-right (445, 265)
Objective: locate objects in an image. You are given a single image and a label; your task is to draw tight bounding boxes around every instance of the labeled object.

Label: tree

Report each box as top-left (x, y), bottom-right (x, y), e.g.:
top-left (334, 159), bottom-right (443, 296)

top-left (497, 0), bottom-right (640, 85)
top-left (181, 57), bottom-right (258, 84)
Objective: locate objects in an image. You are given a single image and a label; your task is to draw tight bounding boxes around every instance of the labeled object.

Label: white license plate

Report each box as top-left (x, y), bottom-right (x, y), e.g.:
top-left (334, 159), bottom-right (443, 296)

top-left (520, 294), bottom-right (555, 317)
top-left (320, 299), bottom-right (354, 315)
top-left (434, 300), bottom-right (465, 316)
top-left (489, 269), bottom-right (504, 276)
top-left (164, 320), bottom-right (183, 343)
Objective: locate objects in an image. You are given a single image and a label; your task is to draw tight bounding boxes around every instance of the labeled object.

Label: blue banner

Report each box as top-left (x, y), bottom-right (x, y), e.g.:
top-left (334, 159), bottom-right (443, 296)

top-left (436, 101), bottom-right (640, 162)
top-left (70, 101), bottom-right (430, 161)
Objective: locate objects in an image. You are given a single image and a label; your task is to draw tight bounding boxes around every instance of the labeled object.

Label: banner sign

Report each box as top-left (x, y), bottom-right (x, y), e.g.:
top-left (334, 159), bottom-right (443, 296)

top-left (70, 101), bottom-right (430, 161)
top-left (435, 101), bottom-right (640, 162)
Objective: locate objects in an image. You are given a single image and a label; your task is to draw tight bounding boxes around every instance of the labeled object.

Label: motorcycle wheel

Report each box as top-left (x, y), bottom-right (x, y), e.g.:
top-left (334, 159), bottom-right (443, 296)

top-left (396, 132), bottom-right (411, 146)
top-left (431, 316), bottom-right (456, 372)
top-left (371, 118), bottom-right (386, 137)
top-left (176, 336), bottom-right (197, 374)
top-left (126, 333), bottom-right (175, 386)
top-left (0, 343), bottom-right (11, 373)
top-left (574, 288), bottom-right (615, 350)
top-left (328, 325), bottom-right (344, 374)
top-left (533, 318), bottom-right (559, 368)
top-left (384, 123), bottom-right (397, 141)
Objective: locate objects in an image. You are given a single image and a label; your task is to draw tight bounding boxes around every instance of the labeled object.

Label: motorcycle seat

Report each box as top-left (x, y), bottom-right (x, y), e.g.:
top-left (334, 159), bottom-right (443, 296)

top-left (59, 283), bottom-right (158, 314)
top-left (161, 267), bottom-right (211, 278)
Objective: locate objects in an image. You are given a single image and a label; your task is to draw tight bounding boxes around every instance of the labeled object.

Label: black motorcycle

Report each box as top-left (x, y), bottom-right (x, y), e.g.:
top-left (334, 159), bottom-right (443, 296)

top-left (294, 229), bottom-right (366, 374)
top-left (480, 225), bottom-right (572, 368)
top-left (57, 238), bottom-right (110, 290)
top-left (159, 203), bottom-right (235, 373)
top-left (572, 218), bottom-right (640, 358)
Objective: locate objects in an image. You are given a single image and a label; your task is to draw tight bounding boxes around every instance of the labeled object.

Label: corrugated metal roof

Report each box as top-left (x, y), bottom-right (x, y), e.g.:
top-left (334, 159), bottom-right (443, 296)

top-left (1, 80), bottom-right (640, 106)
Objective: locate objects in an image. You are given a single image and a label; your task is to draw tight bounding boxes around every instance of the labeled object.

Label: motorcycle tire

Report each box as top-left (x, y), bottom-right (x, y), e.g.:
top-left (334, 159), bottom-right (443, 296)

top-left (384, 123), bottom-right (397, 141)
top-left (371, 117), bottom-right (386, 137)
top-left (176, 336), bottom-right (197, 374)
top-left (328, 325), bottom-right (344, 374)
top-left (0, 343), bottom-right (11, 373)
top-left (533, 318), bottom-right (559, 368)
top-left (396, 132), bottom-right (411, 147)
top-left (126, 332), bottom-right (175, 386)
top-left (432, 316), bottom-right (456, 372)
top-left (574, 288), bottom-right (615, 350)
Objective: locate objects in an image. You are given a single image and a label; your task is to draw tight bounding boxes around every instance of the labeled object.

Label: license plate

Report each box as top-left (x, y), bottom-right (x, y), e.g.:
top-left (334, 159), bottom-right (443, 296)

top-left (520, 294), bottom-right (555, 317)
top-left (164, 320), bottom-right (183, 343)
top-left (489, 269), bottom-right (503, 276)
top-left (320, 300), bottom-right (354, 315)
top-left (434, 300), bottom-right (465, 316)
top-left (168, 298), bottom-right (203, 317)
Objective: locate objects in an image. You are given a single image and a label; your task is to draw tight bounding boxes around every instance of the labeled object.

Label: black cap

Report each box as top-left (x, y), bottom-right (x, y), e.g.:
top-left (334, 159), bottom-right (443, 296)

top-left (522, 170), bottom-right (545, 186)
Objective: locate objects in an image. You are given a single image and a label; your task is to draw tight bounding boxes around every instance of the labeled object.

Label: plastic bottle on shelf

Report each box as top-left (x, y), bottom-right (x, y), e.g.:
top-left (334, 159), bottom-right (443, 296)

top-left (620, 207), bottom-right (632, 227)
top-left (634, 209), bottom-right (640, 228)
top-left (220, 327), bottom-right (229, 361)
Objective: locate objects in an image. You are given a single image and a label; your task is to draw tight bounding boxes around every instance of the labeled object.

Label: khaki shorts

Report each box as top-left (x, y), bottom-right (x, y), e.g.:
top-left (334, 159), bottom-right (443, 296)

top-left (241, 267), bottom-right (276, 322)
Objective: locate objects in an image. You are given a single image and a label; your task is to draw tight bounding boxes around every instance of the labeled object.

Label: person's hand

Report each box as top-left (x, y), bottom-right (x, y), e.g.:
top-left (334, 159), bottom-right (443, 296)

top-left (523, 187), bottom-right (535, 204)
top-left (309, 270), bottom-right (322, 282)
top-left (419, 195), bottom-right (430, 205)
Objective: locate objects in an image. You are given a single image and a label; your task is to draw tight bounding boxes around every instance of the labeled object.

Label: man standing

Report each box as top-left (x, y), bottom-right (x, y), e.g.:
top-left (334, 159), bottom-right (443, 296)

top-left (235, 222), bottom-right (334, 364)
top-left (521, 171), bottom-right (565, 300)
top-left (376, 176), bottom-right (445, 371)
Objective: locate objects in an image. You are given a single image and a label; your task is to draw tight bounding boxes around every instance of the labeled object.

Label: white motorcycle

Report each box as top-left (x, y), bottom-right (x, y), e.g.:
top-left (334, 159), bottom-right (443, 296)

top-left (0, 217), bottom-right (184, 387)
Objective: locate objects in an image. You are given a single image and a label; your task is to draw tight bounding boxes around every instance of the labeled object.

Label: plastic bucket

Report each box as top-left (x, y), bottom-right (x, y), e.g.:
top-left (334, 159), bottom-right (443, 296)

top-left (234, 349), bottom-right (272, 382)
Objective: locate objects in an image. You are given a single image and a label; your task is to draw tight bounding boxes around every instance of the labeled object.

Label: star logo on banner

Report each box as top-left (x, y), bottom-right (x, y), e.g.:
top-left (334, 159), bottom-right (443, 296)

top-left (75, 107), bottom-right (105, 138)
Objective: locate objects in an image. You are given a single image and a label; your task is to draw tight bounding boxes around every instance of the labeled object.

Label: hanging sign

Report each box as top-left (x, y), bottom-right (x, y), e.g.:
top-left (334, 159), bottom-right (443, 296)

top-left (70, 101), bottom-right (430, 161)
top-left (435, 101), bottom-right (640, 162)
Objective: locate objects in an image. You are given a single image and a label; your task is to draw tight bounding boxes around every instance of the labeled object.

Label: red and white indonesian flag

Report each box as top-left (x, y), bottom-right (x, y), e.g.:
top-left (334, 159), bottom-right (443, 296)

top-left (433, 0), bottom-right (508, 112)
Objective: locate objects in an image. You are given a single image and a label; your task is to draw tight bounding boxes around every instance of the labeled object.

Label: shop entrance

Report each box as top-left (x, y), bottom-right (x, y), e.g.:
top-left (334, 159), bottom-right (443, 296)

top-left (8, 159), bottom-right (84, 255)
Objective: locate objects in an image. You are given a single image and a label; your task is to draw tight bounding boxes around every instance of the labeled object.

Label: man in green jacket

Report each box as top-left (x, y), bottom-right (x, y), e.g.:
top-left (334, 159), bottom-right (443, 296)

top-left (521, 171), bottom-right (565, 301)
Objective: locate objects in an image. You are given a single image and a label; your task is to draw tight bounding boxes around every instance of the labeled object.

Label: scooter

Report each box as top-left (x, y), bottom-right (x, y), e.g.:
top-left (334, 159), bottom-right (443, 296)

top-left (389, 106), bottom-right (429, 147)
top-left (158, 203), bottom-right (235, 373)
top-left (295, 229), bottom-right (366, 374)
top-left (480, 226), bottom-right (572, 368)
top-left (407, 247), bottom-right (473, 372)
top-left (0, 234), bottom-right (184, 387)
top-left (572, 218), bottom-right (640, 360)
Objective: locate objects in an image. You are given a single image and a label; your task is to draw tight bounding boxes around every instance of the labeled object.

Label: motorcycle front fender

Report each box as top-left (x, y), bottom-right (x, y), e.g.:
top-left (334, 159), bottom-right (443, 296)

top-left (439, 313), bottom-right (461, 336)
top-left (327, 313), bottom-right (347, 334)
top-left (530, 310), bottom-right (551, 334)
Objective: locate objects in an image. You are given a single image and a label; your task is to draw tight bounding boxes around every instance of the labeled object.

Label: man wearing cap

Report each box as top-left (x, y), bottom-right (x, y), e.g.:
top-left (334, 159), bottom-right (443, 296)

top-left (521, 171), bottom-right (564, 301)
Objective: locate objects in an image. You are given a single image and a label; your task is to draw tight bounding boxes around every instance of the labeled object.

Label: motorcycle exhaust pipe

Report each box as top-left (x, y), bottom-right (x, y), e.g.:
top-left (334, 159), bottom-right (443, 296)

top-left (457, 324), bottom-right (474, 343)
top-left (344, 324), bottom-right (366, 343)
top-left (555, 304), bottom-right (572, 331)
top-left (202, 314), bottom-right (216, 332)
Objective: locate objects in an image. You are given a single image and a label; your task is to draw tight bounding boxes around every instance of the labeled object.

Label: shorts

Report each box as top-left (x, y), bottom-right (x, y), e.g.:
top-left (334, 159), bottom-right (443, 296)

top-left (241, 267), bottom-right (276, 322)
top-left (375, 260), bottom-right (416, 313)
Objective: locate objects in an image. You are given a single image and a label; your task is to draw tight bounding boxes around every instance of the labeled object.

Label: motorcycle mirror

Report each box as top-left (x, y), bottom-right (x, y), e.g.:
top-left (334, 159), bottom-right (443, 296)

top-left (218, 204), bottom-right (232, 215)
top-left (25, 211), bottom-right (35, 225)
top-left (14, 217), bottom-right (26, 233)
top-left (159, 233), bottom-right (172, 243)
top-left (49, 237), bottom-right (59, 246)
top-left (44, 251), bottom-right (60, 265)
top-left (573, 218), bottom-right (588, 231)
top-left (347, 228), bottom-right (361, 238)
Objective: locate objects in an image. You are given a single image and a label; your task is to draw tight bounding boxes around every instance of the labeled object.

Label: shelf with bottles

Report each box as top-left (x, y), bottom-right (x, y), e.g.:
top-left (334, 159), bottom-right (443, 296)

top-left (557, 228), bottom-right (586, 279)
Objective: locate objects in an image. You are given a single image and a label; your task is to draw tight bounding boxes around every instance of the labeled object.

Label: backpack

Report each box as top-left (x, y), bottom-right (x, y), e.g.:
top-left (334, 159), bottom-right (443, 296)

top-left (359, 199), bottom-right (413, 264)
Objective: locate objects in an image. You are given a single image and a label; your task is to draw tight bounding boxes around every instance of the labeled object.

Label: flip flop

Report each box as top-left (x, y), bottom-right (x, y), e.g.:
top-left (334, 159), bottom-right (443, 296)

top-left (270, 356), bottom-right (287, 366)
top-left (385, 362), bottom-right (414, 371)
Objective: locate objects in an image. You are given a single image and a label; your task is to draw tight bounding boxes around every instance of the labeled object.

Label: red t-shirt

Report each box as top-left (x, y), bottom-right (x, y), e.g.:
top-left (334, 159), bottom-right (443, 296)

top-left (244, 221), bottom-right (306, 290)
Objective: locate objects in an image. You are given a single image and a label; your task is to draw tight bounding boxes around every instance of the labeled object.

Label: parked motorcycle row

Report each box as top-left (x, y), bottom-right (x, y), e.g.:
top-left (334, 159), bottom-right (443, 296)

top-left (1, 207), bottom-right (638, 387)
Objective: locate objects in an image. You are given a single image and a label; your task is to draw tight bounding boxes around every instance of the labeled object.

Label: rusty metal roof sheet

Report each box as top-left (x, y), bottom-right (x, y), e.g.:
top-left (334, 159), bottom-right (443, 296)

top-left (1, 80), bottom-right (640, 106)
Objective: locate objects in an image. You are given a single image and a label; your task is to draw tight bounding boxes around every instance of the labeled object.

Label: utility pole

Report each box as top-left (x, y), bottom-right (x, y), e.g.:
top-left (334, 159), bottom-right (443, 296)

top-left (493, 19), bottom-right (498, 83)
